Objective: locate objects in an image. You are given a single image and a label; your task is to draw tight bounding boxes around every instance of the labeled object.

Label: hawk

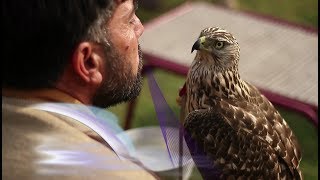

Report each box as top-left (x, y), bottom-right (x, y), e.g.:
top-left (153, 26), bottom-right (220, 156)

top-left (177, 27), bottom-right (303, 179)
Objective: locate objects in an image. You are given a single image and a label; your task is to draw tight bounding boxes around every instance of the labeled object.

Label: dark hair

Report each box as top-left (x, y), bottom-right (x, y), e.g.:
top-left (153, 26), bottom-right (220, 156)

top-left (2, 0), bottom-right (115, 89)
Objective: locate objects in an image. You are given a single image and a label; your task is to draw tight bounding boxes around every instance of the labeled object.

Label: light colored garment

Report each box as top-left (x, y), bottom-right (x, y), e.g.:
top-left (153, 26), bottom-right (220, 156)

top-left (2, 90), bottom-right (158, 180)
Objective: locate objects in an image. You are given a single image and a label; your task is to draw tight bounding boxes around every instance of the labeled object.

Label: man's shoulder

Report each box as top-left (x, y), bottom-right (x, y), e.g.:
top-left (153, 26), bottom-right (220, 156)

top-left (2, 97), bottom-right (157, 180)
top-left (2, 97), bottom-right (91, 136)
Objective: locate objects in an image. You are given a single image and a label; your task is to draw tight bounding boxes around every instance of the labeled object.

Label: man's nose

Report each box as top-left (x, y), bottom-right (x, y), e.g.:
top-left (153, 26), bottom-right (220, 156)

top-left (135, 16), bottom-right (144, 37)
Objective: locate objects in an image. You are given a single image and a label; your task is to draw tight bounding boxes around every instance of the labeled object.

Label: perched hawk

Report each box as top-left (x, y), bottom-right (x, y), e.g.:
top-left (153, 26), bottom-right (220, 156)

top-left (177, 27), bottom-right (303, 179)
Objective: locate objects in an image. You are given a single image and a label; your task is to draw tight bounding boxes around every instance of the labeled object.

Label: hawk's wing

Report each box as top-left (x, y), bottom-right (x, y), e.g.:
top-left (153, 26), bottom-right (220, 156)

top-left (241, 83), bottom-right (302, 176)
top-left (184, 97), bottom-right (302, 179)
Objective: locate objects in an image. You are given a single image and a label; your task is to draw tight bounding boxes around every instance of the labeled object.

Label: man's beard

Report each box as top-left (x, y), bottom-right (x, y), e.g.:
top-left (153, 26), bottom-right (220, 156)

top-left (92, 44), bottom-right (143, 108)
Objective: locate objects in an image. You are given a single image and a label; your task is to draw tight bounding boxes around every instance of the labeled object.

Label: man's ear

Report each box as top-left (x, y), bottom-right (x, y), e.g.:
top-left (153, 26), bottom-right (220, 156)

top-left (71, 42), bottom-right (104, 85)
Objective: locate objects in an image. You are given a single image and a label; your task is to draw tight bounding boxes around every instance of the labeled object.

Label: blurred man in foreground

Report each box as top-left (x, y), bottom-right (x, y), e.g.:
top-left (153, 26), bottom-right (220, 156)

top-left (2, 0), bottom-right (158, 179)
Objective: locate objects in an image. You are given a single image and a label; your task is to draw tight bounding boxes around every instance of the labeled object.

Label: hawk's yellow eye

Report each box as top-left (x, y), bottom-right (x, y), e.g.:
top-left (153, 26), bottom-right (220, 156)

top-left (215, 41), bottom-right (224, 49)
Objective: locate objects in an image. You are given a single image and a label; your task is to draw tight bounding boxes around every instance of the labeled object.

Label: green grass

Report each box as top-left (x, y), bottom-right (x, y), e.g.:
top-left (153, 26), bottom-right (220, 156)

top-left (237, 0), bottom-right (318, 28)
top-left (109, 1), bottom-right (318, 179)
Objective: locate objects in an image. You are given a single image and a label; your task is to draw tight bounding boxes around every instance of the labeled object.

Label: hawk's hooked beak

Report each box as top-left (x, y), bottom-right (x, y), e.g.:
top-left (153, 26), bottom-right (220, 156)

top-left (191, 36), bottom-right (206, 53)
top-left (191, 39), bottom-right (201, 53)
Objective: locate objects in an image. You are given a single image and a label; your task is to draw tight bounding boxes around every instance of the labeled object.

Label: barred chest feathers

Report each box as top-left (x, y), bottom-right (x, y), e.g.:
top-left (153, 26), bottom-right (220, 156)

top-left (185, 61), bottom-right (251, 114)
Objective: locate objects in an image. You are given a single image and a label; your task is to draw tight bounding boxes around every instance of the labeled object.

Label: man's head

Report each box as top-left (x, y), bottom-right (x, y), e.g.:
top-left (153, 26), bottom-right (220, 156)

top-left (3, 0), bottom-right (144, 108)
top-left (92, 0), bottom-right (144, 107)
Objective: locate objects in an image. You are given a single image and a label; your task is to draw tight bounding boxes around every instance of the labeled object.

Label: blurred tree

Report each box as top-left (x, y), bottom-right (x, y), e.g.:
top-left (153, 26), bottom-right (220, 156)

top-left (196, 0), bottom-right (239, 8)
top-left (139, 0), bottom-right (161, 10)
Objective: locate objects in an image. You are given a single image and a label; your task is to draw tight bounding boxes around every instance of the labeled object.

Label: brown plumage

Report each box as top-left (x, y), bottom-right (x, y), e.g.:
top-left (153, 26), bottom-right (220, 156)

top-left (178, 27), bottom-right (303, 179)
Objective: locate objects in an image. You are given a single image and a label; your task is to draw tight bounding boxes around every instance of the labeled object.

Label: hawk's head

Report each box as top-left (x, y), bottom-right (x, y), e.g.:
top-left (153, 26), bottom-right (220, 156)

top-left (192, 27), bottom-right (240, 72)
